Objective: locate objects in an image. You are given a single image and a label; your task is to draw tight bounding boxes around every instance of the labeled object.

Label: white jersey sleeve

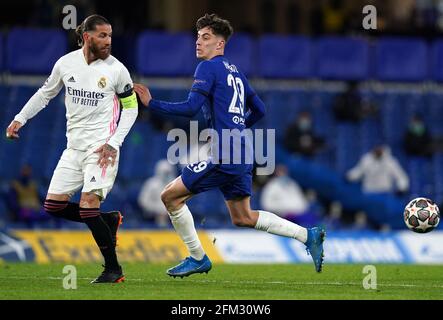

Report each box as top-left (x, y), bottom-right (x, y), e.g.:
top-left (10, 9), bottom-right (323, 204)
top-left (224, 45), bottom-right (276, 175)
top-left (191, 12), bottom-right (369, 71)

top-left (107, 64), bottom-right (138, 150)
top-left (14, 60), bottom-right (64, 126)
top-left (115, 64), bottom-right (133, 95)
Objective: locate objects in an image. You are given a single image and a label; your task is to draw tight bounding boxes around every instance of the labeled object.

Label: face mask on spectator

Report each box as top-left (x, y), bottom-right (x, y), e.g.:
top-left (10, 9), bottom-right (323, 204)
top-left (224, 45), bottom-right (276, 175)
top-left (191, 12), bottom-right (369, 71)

top-left (298, 118), bottom-right (312, 131)
top-left (410, 122), bottom-right (425, 135)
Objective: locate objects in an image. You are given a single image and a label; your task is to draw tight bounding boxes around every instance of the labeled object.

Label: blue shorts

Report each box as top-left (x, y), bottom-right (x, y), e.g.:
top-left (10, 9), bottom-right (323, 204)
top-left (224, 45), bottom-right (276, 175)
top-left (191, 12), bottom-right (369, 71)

top-left (181, 160), bottom-right (253, 200)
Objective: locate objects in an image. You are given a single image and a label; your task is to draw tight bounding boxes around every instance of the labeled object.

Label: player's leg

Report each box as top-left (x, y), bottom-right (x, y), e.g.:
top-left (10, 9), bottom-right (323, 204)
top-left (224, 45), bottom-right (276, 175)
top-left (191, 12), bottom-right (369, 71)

top-left (162, 160), bottom-right (226, 277)
top-left (44, 149), bottom-right (85, 222)
top-left (161, 176), bottom-right (213, 277)
top-left (82, 146), bottom-right (124, 283)
top-left (44, 193), bottom-right (83, 222)
top-left (80, 192), bottom-right (123, 283)
top-left (43, 150), bottom-right (121, 236)
top-left (225, 196), bottom-right (307, 241)
top-left (45, 195), bottom-right (122, 247)
top-left (225, 196), bottom-right (325, 272)
top-left (222, 172), bottom-right (325, 272)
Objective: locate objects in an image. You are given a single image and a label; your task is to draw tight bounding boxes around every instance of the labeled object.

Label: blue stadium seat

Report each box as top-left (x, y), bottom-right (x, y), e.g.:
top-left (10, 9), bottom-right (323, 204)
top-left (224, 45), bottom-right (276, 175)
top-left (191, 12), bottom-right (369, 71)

top-left (427, 93), bottom-right (443, 136)
top-left (224, 33), bottom-right (256, 76)
top-left (0, 32), bottom-right (3, 72)
top-left (432, 153), bottom-right (443, 203)
top-left (119, 122), bottom-right (153, 180)
top-left (379, 91), bottom-right (425, 146)
top-left (258, 35), bottom-right (312, 78)
top-left (431, 39), bottom-right (443, 82)
top-left (308, 90), bottom-right (336, 138)
top-left (335, 123), bottom-right (360, 174)
top-left (6, 28), bottom-right (67, 74)
top-left (375, 37), bottom-right (428, 81)
top-left (0, 85), bottom-right (9, 121)
top-left (261, 90), bottom-right (302, 137)
top-left (359, 118), bottom-right (382, 153)
top-left (136, 31), bottom-right (196, 76)
top-left (315, 36), bottom-right (369, 80)
top-left (407, 157), bottom-right (433, 199)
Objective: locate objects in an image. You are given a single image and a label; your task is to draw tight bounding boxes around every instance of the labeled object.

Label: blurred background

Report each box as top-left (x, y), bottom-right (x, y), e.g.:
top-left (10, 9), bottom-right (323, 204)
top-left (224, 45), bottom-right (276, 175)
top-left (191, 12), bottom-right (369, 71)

top-left (0, 0), bottom-right (442, 236)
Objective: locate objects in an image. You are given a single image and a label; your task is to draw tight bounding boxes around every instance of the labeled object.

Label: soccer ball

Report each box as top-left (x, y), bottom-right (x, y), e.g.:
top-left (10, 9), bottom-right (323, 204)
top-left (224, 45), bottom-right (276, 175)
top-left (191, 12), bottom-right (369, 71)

top-left (403, 197), bottom-right (440, 233)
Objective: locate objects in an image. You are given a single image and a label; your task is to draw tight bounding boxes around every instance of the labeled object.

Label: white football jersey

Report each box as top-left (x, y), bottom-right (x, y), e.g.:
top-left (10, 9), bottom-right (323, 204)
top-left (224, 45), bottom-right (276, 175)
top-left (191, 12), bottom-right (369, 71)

top-left (30, 49), bottom-right (133, 151)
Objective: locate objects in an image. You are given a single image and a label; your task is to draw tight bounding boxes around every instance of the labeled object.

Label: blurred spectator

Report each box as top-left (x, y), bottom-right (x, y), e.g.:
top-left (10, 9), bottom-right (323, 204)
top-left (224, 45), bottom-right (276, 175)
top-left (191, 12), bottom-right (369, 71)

top-left (8, 164), bottom-right (45, 227)
top-left (252, 164), bottom-right (271, 191)
top-left (138, 160), bottom-right (177, 226)
top-left (346, 145), bottom-right (409, 195)
top-left (324, 201), bottom-right (344, 230)
top-left (349, 211), bottom-right (370, 231)
top-left (322, 0), bottom-right (347, 34)
top-left (260, 164), bottom-right (319, 225)
top-left (333, 81), bottom-right (378, 122)
top-left (403, 114), bottom-right (433, 157)
top-left (284, 111), bottom-right (325, 157)
top-left (386, 0), bottom-right (416, 34)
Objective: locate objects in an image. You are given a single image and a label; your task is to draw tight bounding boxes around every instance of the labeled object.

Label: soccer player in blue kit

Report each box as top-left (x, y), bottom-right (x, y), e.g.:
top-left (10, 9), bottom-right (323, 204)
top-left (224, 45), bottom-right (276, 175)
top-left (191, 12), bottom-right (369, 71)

top-left (134, 14), bottom-right (325, 277)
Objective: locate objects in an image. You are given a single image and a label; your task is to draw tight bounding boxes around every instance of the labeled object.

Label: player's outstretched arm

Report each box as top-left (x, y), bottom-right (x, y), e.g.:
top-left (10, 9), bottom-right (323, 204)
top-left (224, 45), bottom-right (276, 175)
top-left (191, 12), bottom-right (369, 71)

top-left (134, 83), bottom-right (206, 117)
top-left (5, 120), bottom-right (23, 140)
top-left (9, 60), bottom-right (63, 135)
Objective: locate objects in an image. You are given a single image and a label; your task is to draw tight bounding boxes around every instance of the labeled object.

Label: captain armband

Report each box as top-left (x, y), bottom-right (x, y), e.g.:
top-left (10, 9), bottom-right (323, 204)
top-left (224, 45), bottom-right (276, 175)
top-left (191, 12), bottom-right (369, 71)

top-left (119, 91), bottom-right (138, 109)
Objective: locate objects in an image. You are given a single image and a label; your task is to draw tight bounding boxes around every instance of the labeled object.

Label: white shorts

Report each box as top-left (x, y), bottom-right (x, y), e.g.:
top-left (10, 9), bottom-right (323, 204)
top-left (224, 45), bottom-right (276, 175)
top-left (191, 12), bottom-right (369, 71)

top-left (47, 144), bottom-right (120, 201)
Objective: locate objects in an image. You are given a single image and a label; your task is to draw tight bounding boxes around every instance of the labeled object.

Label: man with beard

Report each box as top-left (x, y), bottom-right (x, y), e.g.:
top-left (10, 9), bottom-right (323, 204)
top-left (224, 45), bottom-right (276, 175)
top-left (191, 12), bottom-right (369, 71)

top-left (5, 15), bottom-right (138, 283)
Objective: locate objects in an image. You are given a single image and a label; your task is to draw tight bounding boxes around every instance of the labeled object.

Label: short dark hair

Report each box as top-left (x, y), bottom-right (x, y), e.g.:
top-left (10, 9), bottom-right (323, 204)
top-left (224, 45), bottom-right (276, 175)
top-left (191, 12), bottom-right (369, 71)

top-left (75, 14), bottom-right (110, 47)
top-left (196, 14), bottom-right (233, 42)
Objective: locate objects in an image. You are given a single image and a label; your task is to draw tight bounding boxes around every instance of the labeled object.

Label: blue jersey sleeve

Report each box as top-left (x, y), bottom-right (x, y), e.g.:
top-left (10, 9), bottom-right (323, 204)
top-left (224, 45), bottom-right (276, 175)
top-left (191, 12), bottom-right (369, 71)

top-left (148, 91), bottom-right (207, 117)
top-left (190, 60), bottom-right (215, 97)
top-left (242, 76), bottom-right (266, 127)
top-left (147, 61), bottom-right (214, 117)
top-left (245, 94), bottom-right (266, 127)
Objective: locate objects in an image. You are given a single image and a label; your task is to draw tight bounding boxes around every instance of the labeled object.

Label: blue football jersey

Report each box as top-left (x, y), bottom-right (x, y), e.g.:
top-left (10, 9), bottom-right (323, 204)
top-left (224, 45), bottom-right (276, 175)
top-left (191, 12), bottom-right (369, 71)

top-left (149, 54), bottom-right (266, 175)
top-left (190, 55), bottom-right (257, 172)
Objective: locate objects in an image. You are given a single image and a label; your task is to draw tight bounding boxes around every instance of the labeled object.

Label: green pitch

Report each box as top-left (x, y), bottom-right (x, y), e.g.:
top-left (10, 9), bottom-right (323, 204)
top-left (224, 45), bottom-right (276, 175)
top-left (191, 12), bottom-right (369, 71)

top-left (1, 263), bottom-right (442, 300)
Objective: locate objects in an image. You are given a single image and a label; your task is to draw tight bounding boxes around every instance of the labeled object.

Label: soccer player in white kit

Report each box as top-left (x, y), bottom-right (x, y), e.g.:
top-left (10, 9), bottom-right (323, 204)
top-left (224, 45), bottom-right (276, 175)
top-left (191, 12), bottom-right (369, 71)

top-left (5, 15), bottom-right (138, 283)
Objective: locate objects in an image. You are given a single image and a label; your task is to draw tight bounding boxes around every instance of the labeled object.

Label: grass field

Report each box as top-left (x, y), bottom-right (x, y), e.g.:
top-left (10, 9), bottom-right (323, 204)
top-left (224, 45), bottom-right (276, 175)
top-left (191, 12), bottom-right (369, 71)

top-left (1, 263), bottom-right (442, 300)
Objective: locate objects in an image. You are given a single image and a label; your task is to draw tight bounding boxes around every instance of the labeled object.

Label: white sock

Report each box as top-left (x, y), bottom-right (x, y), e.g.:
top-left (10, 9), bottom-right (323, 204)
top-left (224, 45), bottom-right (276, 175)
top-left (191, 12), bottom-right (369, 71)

top-left (169, 204), bottom-right (205, 260)
top-left (254, 210), bottom-right (308, 243)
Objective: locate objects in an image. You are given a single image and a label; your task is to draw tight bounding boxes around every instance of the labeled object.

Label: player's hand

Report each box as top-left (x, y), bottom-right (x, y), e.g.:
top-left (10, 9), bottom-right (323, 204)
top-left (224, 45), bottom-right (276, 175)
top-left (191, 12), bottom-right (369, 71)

top-left (94, 143), bottom-right (117, 169)
top-left (133, 83), bottom-right (152, 107)
top-left (6, 120), bottom-right (22, 140)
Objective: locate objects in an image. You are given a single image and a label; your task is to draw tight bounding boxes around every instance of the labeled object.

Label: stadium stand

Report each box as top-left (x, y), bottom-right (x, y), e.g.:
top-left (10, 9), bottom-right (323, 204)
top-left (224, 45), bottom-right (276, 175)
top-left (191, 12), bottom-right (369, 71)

top-left (1, 31), bottom-right (443, 230)
top-left (315, 36), bottom-right (369, 80)
top-left (375, 37), bottom-right (428, 82)
top-left (0, 32), bottom-right (3, 72)
top-left (6, 28), bottom-right (67, 74)
top-left (224, 32), bottom-right (256, 76)
top-left (136, 31), bottom-right (197, 76)
top-left (431, 39), bottom-right (443, 82)
top-left (258, 35), bottom-right (312, 78)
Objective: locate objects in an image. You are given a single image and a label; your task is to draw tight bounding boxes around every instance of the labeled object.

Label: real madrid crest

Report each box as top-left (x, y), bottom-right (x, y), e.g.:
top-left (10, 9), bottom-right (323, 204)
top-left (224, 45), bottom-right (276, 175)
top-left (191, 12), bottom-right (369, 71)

top-left (98, 77), bottom-right (107, 89)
